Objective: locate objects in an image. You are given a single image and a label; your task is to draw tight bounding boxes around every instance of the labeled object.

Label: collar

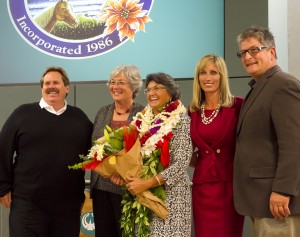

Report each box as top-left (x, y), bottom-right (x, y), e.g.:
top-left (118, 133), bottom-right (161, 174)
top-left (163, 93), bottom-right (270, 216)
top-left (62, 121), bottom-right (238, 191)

top-left (253, 65), bottom-right (281, 83)
top-left (248, 79), bottom-right (256, 89)
top-left (39, 98), bottom-right (67, 115)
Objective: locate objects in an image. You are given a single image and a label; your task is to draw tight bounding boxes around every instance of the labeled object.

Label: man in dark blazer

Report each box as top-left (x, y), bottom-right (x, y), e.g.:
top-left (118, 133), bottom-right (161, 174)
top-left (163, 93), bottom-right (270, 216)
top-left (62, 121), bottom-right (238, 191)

top-left (234, 26), bottom-right (300, 237)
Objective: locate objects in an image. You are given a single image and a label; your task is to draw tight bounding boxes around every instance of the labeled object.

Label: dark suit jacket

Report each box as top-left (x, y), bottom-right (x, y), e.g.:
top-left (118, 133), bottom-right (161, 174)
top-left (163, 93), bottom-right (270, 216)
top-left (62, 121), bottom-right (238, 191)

top-left (234, 65), bottom-right (300, 217)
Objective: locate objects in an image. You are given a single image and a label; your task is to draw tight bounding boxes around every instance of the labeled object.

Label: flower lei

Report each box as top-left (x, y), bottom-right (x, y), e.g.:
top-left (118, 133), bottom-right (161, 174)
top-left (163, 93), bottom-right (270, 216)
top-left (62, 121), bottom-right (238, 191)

top-left (120, 100), bottom-right (186, 237)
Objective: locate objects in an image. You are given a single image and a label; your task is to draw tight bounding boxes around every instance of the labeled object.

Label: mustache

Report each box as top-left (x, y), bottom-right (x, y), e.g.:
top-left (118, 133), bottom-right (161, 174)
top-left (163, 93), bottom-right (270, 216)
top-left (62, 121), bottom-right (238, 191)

top-left (46, 88), bottom-right (59, 94)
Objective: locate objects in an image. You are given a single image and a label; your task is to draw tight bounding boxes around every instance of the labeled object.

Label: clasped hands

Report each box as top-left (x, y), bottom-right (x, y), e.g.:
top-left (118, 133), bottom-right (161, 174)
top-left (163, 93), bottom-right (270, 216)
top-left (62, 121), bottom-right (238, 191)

top-left (110, 173), bottom-right (150, 195)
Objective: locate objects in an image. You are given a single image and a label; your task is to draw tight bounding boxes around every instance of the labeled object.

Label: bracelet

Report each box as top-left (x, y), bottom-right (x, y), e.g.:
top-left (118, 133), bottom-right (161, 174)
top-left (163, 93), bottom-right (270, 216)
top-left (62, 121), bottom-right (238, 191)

top-left (155, 175), bottom-right (161, 185)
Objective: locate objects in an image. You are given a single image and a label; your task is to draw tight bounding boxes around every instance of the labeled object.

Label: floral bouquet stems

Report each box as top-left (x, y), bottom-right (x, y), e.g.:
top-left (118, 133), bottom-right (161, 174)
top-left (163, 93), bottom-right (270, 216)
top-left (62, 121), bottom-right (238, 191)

top-left (69, 125), bottom-right (168, 237)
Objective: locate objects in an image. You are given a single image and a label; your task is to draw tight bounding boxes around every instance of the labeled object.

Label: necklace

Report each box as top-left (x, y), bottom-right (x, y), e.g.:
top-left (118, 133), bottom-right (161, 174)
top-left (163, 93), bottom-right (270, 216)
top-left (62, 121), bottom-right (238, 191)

top-left (114, 102), bottom-right (134, 115)
top-left (201, 103), bottom-right (221, 125)
top-left (133, 100), bottom-right (186, 157)
top-left (123, 100), bottom-right (186, 236)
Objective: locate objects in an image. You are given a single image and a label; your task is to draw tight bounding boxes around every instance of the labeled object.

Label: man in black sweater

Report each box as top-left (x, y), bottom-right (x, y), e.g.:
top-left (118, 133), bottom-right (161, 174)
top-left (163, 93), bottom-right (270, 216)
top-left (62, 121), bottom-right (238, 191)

top-left (0, 66), bottom-right (93, 237)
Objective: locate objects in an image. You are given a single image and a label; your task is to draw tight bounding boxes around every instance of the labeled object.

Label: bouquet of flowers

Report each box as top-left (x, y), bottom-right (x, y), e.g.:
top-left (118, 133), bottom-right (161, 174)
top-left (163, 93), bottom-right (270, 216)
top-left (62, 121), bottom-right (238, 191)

top-left (69, 125), bottom-right (137, 171)
top-left (69, 125), bottom-right (168, 237)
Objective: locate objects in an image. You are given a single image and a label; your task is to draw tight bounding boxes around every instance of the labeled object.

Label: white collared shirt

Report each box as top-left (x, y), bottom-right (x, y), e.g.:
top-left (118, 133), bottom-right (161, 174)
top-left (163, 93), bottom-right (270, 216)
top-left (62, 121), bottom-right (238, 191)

top-left (39, 98), bottom-right (67, 115)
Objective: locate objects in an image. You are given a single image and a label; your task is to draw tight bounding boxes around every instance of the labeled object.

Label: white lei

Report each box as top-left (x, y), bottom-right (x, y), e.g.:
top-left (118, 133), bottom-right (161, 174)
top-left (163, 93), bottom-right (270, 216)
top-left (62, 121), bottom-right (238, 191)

top-left (132, 101), bottom-right (186, 157)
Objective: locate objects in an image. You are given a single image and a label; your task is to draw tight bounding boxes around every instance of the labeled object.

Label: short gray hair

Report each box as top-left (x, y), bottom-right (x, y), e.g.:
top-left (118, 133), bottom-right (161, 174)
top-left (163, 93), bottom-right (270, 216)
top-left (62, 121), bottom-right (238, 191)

top-left (108, 65), bottom-right (142, 98)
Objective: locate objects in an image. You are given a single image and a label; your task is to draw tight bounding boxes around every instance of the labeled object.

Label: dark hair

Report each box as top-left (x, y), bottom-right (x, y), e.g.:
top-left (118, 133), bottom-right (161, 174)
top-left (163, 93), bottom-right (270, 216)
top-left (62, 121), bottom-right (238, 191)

top-left (145, 72), bottom-right (181, 101)
top-left (40, 66), bottom-right (70, 87)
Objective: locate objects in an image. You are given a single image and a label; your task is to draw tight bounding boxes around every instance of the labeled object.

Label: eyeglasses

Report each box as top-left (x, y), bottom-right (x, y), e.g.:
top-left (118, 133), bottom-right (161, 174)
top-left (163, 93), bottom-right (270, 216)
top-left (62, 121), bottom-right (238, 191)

top-left (236, 46), bottom-right (268, 58)
top-left (108, 80), bottom-right (129, 86)
top-left (144, 86), bottom-right (166, 94)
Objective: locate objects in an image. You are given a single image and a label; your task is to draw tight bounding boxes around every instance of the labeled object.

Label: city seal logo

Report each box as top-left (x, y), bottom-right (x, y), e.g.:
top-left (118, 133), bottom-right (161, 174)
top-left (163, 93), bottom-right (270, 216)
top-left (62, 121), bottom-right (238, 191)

top-left (8, 0), bottom-right (153, 59)
top-left (80, 212), bottom-right (95, 236)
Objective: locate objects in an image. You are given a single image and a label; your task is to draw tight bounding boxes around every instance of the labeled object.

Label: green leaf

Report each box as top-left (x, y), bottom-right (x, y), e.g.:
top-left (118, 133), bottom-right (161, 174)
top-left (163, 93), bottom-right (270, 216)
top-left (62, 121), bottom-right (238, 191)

top-left (105, 125), bottom-right (112, 133)
top-left (150, 161), bottom-right (156, 167)
top-left (104, 128), bottom-right (110, 142)
top-left (150, 166), bottom-right (157, 175)
top-left (109, 138), bottom-right (123, 150)
top-left (113, 128), bottom-right (124, 140)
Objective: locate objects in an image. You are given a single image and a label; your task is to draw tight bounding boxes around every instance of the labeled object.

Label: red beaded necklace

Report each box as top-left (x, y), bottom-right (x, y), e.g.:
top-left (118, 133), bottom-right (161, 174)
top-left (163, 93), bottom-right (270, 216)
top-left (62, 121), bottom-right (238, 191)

top-left (114, 102), bottom-right (134, 115)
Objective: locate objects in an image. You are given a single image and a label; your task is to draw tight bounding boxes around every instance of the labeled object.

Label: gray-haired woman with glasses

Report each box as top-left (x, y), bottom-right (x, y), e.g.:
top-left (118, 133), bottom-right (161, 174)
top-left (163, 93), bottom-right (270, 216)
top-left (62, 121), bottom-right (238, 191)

top-left (90, 65), bottom-right (144, 237)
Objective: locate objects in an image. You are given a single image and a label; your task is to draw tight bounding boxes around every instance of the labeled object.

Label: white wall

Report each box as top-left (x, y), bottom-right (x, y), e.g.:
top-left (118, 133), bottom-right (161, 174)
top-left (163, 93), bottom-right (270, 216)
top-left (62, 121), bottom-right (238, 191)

top-left (287, 0), bottom-right (300, 79)
top-left (269, 0), bottom-right (300, 80)
top-left (268, 0), bottom-right (288, 72)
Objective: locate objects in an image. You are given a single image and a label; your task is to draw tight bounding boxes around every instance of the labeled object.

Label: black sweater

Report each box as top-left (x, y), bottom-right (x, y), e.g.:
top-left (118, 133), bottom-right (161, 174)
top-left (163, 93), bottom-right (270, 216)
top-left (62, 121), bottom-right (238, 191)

top-left (0, 103), bottom-right (93, 202)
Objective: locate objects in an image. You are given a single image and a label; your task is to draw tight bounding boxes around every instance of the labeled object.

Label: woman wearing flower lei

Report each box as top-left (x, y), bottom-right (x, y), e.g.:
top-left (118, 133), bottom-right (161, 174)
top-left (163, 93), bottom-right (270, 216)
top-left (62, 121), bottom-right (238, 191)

top-left (113, 72), bottom-right (193, 236)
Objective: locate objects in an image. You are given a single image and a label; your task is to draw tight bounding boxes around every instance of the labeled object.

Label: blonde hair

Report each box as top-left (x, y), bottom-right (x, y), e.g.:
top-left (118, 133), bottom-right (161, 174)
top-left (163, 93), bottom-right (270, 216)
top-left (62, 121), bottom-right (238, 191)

top-left (190, 54), bottom-right (234, 112)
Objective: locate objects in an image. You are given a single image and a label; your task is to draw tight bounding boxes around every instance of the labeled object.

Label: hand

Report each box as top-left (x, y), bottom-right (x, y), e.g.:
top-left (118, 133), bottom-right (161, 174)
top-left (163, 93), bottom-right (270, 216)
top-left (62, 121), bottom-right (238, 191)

top-left (126, 177), bottom-right (150, 195)
top-left (110, 173), bottom-right (125, 186)
top-left (0, 192), bottom-right (12, 208)
top-left (189, 151), bottom-right (198, 167)
top-left (270, 192), bottom-right (291, 219)
top-left (96, 136), bottom-right (106, 143)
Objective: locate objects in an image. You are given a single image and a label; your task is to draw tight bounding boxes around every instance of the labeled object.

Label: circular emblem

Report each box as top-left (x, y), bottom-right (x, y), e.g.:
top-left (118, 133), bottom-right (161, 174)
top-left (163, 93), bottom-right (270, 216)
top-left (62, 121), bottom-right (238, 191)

top-left (8, 0), bottom-right (153, 59)
top-left (80, 212), bottom-right (95, 236)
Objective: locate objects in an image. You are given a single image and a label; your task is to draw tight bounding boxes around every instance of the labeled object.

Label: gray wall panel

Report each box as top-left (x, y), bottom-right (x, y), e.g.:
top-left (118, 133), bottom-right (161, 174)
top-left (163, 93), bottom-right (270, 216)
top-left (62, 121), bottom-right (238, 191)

top-left (0, 85), bottom-right (75, 128)
top-left (0, 86), bottom-right (40, 128)
top-left (229, 77), bottom-right (251, 97)
top-left (225, 0), bottom-right (268, 77)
